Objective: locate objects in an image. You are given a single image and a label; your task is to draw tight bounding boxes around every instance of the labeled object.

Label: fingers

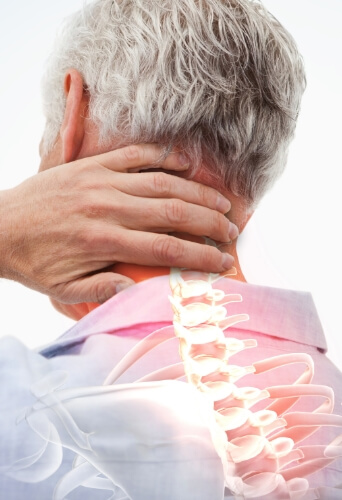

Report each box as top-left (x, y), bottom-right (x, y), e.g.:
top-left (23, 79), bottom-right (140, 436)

top-left (91, 144), bottom-right (190, 173)
top-left (107, 171), bottom-right (231, 213)
top-left (112, 196), bottom-right (238, 242)
top-left (52, 272), bottom-right (135, 304)
top-left (101, 230), bottom-right (234, 272)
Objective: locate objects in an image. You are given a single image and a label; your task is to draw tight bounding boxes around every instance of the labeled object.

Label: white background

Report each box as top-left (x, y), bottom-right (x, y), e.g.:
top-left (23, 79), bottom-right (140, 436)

top-left (0, 1), bottom-right (341, 367)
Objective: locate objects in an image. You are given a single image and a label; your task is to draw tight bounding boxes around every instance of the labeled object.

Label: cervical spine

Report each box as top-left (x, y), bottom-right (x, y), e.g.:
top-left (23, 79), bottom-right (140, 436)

top-left (169, 267), bottom-right (342, 499)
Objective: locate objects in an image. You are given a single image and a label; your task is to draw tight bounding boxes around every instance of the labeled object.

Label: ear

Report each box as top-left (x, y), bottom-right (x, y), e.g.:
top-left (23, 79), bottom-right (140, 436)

top-left (60, 69), bottom-right (88, 163)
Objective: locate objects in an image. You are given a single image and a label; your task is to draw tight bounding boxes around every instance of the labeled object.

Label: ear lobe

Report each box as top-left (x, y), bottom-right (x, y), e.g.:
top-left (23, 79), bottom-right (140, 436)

top-left (60, 69), bottom-right (87, 163)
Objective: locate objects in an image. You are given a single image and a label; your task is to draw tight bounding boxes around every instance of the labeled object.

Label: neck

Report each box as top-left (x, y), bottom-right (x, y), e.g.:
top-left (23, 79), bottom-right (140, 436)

top-left (110, 234), bottom-right (247, 284)
top-left (219, 239), bottom-right (246, 282)
top-left (51, 234), bottom-right (246, 321)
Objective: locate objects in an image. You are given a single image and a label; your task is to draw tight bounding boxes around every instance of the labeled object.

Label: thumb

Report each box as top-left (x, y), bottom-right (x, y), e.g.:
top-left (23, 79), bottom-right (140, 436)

top-left (54, 272), bottom-right (136, 304)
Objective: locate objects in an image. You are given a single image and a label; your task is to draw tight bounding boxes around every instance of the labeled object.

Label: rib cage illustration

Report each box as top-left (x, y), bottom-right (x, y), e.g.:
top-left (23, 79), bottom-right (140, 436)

top-left (8, 268), bottom-right (342, 499)
top-left (167, 268), bottom-right (342, 499)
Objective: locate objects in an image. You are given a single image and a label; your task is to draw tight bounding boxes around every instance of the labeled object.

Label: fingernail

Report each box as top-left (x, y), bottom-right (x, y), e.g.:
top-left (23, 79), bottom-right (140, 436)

top-left (229, 223), bottom-right (239, 240)
top-left (222, 253), bottom-right (234, 270)
top-left (178, 153), bottom-right (190, 169)
top-left (217, 195), bottom-right (231, 213)
top-left (116, 281), bottom-right (135, 293)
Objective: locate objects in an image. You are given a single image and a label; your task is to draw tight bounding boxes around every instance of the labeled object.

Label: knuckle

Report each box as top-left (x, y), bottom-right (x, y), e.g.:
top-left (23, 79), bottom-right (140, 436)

top-left (75, 224), bottom-right (98, 248)
top-left (213, 211), bottom-right (228, 237)
top-left (51, 281), bottom-right (81, 305)
top-left (69, 166), bottom-right (97, 194)
top-left (122, 144), bottom-right (141, 163)
top-left (165, 199), bottom-right (187, 225)
top-left (76, 191), bottom-right (111, 219)
top-left (76, 224), bottom-right (116, 252)
top-left (84, 201), bottom-right (106, 219)
top-left (152, 235), bottom-right (183, 265)
top-left (152, 172), bottom-right (171, 196)
top-left (74, 160), bottom-right (97, 181)
top-left (91, 280), bottom-right (114, 304)
top-left (49, 283), bottom-right (66, 302)
top-left (197, 182), bottom-right (211, 205)
top-left (75, 194), bottom-right (97, 216)
top-left (50, 282), bottom-right (74, 303)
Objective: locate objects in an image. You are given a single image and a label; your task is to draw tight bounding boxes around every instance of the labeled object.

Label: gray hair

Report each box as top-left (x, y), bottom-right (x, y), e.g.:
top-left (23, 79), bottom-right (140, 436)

top-left (41, 0), bottom-right (306, 207)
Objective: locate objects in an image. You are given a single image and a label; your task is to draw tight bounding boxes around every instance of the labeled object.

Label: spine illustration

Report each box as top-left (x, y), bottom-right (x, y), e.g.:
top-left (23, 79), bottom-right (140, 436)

top-left (8, 268), bottom-right (342, 499)
top-left (169, 267), bottom-right (342, 499)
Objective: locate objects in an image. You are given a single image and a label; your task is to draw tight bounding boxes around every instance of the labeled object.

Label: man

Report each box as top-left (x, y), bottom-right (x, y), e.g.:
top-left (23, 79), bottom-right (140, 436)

top-left (1, 0), bottom-right (341, 498)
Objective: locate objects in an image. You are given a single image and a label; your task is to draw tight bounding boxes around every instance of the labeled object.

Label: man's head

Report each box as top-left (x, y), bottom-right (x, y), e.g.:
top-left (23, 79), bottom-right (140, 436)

top-left (40, 0), bottom-right (305, 209)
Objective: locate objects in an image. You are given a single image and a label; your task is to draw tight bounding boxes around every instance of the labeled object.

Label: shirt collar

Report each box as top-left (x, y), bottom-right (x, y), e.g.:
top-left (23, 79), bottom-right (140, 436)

top-left (39, 275), bottom-right (327, 356)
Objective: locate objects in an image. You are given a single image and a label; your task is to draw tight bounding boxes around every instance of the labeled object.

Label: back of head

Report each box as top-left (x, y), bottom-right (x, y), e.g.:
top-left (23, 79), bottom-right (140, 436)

top-left (41, 0), bottom-right (306, 207)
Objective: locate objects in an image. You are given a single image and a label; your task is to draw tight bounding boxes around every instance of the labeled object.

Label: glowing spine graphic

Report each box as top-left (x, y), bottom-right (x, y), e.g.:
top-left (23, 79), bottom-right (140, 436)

top-left (8, 268), bottom-right (342, 499)
top-left (168, 267), bottom-right (342, 499)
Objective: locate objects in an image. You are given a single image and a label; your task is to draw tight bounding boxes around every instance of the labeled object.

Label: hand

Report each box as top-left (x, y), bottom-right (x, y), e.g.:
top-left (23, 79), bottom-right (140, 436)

top-left (0, 144), bottom-right (237, 304)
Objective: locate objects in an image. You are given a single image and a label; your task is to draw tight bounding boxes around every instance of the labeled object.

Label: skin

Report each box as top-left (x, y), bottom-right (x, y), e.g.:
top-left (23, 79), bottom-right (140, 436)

top-left (41, 69), bottom-right (252, 308)
top-left (0, 68), bottom-right (249, 307)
